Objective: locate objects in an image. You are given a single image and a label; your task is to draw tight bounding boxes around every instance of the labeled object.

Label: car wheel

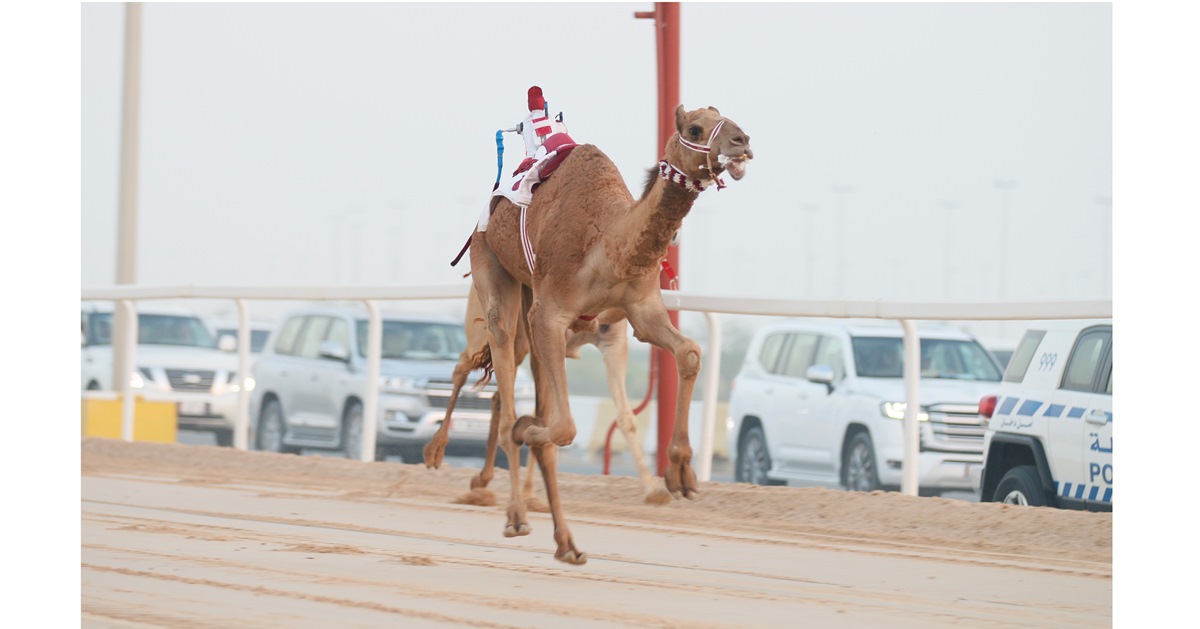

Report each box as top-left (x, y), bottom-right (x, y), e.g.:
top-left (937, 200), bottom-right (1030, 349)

top-left (736, 426), bottom-right (784, 485)
top-left (396, 445), bottom-right (423, 464)
top-left (257, 399), bottom-right (296, 454)
top-left (993, 465), bottom-right (1048, 507)
top-left (844, 432), bottom-right (880, 492)
top-left (213, 429), bottom-right (233, 447)
top-left (342, 403), bottom-right (367, 460)
top-left (86, 381), bottom-right (101, 391)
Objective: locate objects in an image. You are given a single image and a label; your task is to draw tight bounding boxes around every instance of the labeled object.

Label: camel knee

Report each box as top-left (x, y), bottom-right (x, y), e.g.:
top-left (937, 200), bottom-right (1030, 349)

top-left (676, 340), bottom-right (702, 380)
top-left (486, 305), bottom-right (508, 347)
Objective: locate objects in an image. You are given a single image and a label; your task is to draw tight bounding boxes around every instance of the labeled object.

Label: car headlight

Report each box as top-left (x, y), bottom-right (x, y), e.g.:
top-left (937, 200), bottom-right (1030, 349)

top-left (224, 372), bottom-right (255, 393)
top-left (129, 370), bottom-right (145, 389)
top-left (381, 376), bottom-right (419, 394)
top-left (881, 402), bottom-right (929, 421)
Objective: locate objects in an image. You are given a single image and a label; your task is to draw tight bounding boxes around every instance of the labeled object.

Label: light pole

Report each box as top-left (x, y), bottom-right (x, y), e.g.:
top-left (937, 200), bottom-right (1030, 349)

top-left (831, 184), bottom-right (854, 296)
top-left (112, 2), bottom-right (142, 410)
top-left (993, 180), bottom-right (1017, 299)
top-left (939, 200), bottom-right (958, 298)
top-left (799, 203), bottom-right (820, 295)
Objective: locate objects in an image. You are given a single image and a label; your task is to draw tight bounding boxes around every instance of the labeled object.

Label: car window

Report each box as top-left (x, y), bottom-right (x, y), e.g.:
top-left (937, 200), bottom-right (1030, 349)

top-left (295, 317), bottom-right (331, 359)
top-left (86, 313), bottom-right (215, 348)
top-left (758, 333), bottom-right (786, 373)
top-left (326, 318), bottom-right (350, 350)
top-left (1003, 330), bottom-right (1045, 382)
top-left (780, 333), bottom-right (820, 378)
top-left (216, 328), bottom-right (271, 353)
top-left (814, 335), bottom-right (846, 381)
top-left (356, 320), bottom-right (468, 359)
top-left (274, 317), bottom-right (304, 356)
top-left (852, 337), bottom-right (1001, 380)
top-left (1061, 328), bottom-right (1111, 392)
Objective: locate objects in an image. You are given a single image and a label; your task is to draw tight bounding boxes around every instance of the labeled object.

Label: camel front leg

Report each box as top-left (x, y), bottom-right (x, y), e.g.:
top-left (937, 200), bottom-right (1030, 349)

top-left (625, 299), bottom-right (701, 499)
top-left (532, 442), bottom-right (586, 564)
top-left (513, 300), bottom-right (576, 448)
top-left (471, 247), bottom-right (531, 538)
top-left (597, 319), bottom-right (670, 504)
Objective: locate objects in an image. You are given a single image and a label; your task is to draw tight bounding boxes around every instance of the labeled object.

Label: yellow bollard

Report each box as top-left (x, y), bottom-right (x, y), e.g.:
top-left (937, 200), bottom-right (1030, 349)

top-left (81, 397), bottom-right (177, 443)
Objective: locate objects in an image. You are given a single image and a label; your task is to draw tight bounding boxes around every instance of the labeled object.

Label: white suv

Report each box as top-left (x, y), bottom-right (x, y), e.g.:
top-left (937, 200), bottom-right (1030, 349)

top-left (727, 319), bottom-right (1003, 495)
top-left (81, 303), bottom-right (248, 446)
top-left (978, 319), bottom-right (1112, 510)
top-left (250, 305), bottom-right (535, 463)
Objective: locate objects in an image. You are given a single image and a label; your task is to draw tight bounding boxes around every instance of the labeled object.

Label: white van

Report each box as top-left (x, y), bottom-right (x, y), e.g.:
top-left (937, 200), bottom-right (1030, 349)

top-left (978, 319), bottom-right (1112, 510)
top-left (727, 319), bottom-right (1003, 495)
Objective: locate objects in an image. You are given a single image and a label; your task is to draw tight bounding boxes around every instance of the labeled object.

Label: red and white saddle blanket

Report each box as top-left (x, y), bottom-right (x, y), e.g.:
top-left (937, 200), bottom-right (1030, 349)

top-left (482, 132), bottom-right (578, 224)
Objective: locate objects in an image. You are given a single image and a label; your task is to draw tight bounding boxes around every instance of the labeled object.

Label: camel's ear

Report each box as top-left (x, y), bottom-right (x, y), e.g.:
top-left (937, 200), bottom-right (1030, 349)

top-left (707, 106), bottom-right (721, 115)
top-left (674, 104), bottom-right (687, 134)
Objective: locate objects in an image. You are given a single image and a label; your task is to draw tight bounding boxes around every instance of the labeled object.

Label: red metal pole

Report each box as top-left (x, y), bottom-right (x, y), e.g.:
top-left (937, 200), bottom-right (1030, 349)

top-left (636, 2), bottom-right (681, 477)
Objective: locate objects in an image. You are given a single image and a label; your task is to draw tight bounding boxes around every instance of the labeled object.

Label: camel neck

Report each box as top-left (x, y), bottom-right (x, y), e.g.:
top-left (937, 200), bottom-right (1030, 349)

top-left (623, 172), bottom-right (699, 270)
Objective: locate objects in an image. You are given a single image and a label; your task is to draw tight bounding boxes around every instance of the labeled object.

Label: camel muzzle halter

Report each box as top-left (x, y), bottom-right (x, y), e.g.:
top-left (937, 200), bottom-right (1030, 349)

top-left (661, 119), bottom-right (743, 192)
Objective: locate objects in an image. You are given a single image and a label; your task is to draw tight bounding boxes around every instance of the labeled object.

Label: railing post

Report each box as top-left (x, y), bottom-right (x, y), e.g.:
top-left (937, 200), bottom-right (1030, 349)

top-left (696, 312), bottom-right (723, 482)
top-left (119, 299), bottom-right (138, 441)
top-left (234, 298), bottom-right (251, 450)
top-left (900, 319), bottom-right (921, 496)
top-left (361, 300), bottom-right (382, 462)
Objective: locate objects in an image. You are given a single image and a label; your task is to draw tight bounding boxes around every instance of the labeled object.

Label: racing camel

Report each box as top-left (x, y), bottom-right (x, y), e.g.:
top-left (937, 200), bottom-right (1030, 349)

top-left (422, 289), bottom-right (667, 506)
top-left (463, 104), bottom-right (750, 564)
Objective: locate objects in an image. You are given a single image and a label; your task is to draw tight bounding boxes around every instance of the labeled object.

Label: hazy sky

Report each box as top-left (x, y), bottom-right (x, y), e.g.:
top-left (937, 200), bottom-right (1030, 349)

top-left (81, 2), bottom-right (1112, 344)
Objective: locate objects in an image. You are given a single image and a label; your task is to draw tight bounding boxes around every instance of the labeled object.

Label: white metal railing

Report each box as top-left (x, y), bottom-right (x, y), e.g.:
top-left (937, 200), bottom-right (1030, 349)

top-left (81, 283), bottom-right (1111, 496)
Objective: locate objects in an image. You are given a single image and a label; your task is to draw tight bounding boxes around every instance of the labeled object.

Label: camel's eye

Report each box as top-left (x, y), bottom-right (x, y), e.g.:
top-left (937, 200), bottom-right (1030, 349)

top-left (688, 125), bottom-right (702, 139)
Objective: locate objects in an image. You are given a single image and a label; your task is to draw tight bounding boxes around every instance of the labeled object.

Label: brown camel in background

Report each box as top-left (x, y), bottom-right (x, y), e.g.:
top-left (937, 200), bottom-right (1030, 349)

top-left (463, 105), bottom-right (751, 564)
top-left (422, 288), bottom-right (668, 506)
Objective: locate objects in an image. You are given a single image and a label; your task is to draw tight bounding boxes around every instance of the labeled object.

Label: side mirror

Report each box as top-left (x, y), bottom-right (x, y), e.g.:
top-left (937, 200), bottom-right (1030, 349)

top-left (805, 364), bottom-right (836, 393)
top-left (217, 334), bottom-right (237, 352)
top-left (318, 340), bottom-right (350, 362)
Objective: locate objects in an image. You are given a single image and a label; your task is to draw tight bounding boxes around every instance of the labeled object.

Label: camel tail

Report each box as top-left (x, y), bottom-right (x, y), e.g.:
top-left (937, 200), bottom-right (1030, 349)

top-left (467, 344), bottom-right (494, 392)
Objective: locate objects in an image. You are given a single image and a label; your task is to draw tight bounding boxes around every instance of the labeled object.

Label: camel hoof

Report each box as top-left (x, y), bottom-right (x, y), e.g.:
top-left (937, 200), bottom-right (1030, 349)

top-left (504, 523), bottom-right (532, 538)
top-left (555, 550), bottom-right (588, 566)
top-left (422, 442), bottom-right (444, 469)
top-left (643, 488), bottom-right (672, 506)
top-left (512, 415), bottom-right (544, 446)
top-left (665, 461), bottom-right (700, 499)
top-left (469, 474), bottom-right (489, 490)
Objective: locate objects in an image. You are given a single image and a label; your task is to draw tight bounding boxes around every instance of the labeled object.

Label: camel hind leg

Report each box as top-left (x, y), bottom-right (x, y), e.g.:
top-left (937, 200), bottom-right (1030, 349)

top-left (624, 297), bottom-right (702, 500)
top-left (596, 318), bottom-right (670, 504)
top-left (424, 289), bottom-right (491, 470)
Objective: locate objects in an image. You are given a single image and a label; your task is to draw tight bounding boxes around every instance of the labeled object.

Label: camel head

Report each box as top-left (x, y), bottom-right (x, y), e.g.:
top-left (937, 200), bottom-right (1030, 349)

top-left (669, 105), bottom-right (753, 185)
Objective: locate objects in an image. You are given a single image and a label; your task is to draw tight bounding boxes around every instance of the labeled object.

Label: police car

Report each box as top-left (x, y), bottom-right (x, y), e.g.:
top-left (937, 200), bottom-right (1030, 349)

top-left (978, 319), bottom-right (1112, 510)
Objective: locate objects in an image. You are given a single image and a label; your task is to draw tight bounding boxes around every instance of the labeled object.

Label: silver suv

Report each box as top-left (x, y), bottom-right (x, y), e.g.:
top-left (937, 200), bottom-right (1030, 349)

top-left (250, 305), bottom-right (535, 463)
top-left (81, 303), bottom-right (246, 446)
top-left (727, 319), bottom-right (1004, 495)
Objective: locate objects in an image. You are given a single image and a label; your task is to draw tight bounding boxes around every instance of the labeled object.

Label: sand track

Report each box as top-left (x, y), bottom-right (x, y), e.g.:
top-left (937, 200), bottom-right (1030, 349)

top-left (82, 439), bottom-right (1110, 628)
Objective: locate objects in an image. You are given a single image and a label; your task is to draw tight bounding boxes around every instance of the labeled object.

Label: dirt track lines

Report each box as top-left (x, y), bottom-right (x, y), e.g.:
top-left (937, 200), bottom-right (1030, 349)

top-left (83, 508), bottom-right (1107, 629)
top-left (83, 563), bottom-right (522, 629)
top-left (87, 482), bottom-right (1111, 581)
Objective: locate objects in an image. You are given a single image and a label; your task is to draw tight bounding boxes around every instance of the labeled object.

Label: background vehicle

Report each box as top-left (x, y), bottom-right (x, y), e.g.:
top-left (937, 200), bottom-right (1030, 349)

top-left (82, 303), bottom-right (249, 446)
top-left (208, 318), bottom-right (276, 355)
top-left (978, 319), bottom-right (1112, 510)
top-left (250, 305), bottom-right (535, 463)
top-left (727, 319), bottom-right (1003, 495)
